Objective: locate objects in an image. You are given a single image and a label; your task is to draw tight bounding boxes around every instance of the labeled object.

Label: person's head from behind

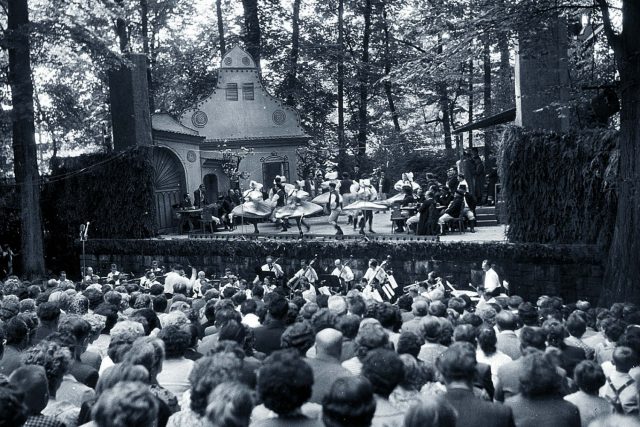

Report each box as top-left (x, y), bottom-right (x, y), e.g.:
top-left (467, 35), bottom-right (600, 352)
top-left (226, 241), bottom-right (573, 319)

top-left (397, 331), bottom-right (424, 359)
top-left (36, 302), bottom-right (60, 323)
top-left (453, 324), bottom-right (477, 348)
top-left (189, 353), bottom-right (243, 416)
top-left (205, 382), bottom-right (254, 427)
top-left (322, 376), bottom-right (376, 427)
top-left (9, 365), bottom-right (49, 415)
top-left (613, 346), bottom-right (637, 374)
top-left (477, 327), bottom-right (497, 355)
top-left (95, 364), bottom-right (149, 398)
top-left (0, 384), bottom-right (27, 427)
top-left (122, 336), bottom-right (165, 379)
top-left (520, 326), bottom-right (546, 353)
top-left (436, 342), bottom-right (477, 385)
top-left (157, 324), bottom-right (192, 359)
top-left (258, 349), bottom-right (313, 416)
top-left (92, 381), bottom-right (158, 427)
top-left (355, 322), bottom-right (389, 360)
top-left (3, 317), bottom-right (29, 349)
top-left (398, 353), bottom-right (431, 391)
top-left (267, 293), bottom-right (289, 321)
top-left (519, 353), bottom-right (562, 398)
top-left (574, 360), bottom-right (606, 396)
top-left (566, 312), bottom-right (587, 338)
top-left (361, 348), bottom-right (405, 399)
top-left (315, 328), bottom-right (343, 360)
top-left (23, 340), bottom-right (71, 396)
top-left (496, 310), bottom-right (517, 331)
top-left (337, 314), bottom-right (360, 340)
top-left (404, 396), bottom-right (458, 427)
top-left (280, 321), bottom-right (315, 356)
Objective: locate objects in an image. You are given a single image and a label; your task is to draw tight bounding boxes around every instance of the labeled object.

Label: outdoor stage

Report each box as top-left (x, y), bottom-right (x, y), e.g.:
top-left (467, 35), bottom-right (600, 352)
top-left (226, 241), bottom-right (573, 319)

top-left (167, 212), bottom-right (508, 243)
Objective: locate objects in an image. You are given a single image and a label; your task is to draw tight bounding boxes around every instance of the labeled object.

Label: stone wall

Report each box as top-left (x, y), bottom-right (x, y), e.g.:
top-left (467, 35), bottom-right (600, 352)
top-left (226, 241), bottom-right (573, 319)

top-left (80, 238), bottom-right (604, 303)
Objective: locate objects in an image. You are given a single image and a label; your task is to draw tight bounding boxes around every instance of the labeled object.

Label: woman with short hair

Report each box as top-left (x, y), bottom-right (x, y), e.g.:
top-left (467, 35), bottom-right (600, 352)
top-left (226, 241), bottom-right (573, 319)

top-left (389, 354), bottom-right (433, 411)
top-left (564, 360), bottom-right (613, 427)
top-left (342, 321), bottom-right (390, 376)
top-left (157, 325), bottom-right (195, 397)
top-left (475, 327), bottom-right (512, 387)
top-left (205, 382), bottom-right (254, 427)
top-left (92, 381), bottom-right (158, 427)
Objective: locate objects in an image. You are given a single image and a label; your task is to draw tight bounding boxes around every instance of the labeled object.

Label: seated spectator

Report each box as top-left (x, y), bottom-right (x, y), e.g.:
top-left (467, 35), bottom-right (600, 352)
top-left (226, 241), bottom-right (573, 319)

top-left (56, 315), bottom-right (99, 388)
top-left (0, 317), bottom-right (30, 377)
top-left (0, 382), bottom-right (27, 427)
top-left (253, 349), bottom-right (322, 426)
top-left (80, 313), bottom-right (106, 371)
top-left (322, 376), bottom-right (376, 427)
top-left (253, 293), bottom-right (289, 355)
top-left (281, 321), bottom-right (316, 357)
top-left (595, 320), bottom-right (624, 365)
top-left (452, 324), bottom-right (494, 399)
top-left (92, 381), bottom-right (158, 427)
top-left (564, 360), bottom-right (613, 427)
top-left (33, 302), bottom-right (60, 345)
top-left (436, 342), bottom-right (514, 427)
top-left (565, 312), bottom-right (595, 360)
top-left (240, 299), bottom-right (260, 328)
top-left (205, 382), bottom-right (254, 427)
top-left (401, 300), bottom-right (429, 336)
top-left (396, 331), bottom-right (424, 359)
top-left (361, 349), bottom-right (405, 427)
top-left (403, 395), bottom-right (458, 427)
top-left (167, 353), bottom-right (242, 427)
top-left (495, 310), bottom-right (521, 360)
top-left (99, 320), bottom-right (145, 374)
top-left (476, 327), bottom-right (512, 387)
top-left (157, 325), bottom-right (195, 398)
top-left (600, 346), bottom-right (639, 415)
top-left (23, 340), bottom-right (79, 427)
top-left (9, 365), bottom-right (61, 427)
top-left (417, 317), bottom-right (447, 367)
top-left (336, 314), bottom-right (360, 362)
top-left (504, 352), bottom-right (580, 427)
top-left (389, 353), bottom-right (431, 411)
top-left (342, 321), bottom-right (390, 376)
top-left (306, 328), bottom-right (353, 404)
top-left (543, 319), bottom-right (586, 378)
top-left (123, 336), bottom-right (179, 414)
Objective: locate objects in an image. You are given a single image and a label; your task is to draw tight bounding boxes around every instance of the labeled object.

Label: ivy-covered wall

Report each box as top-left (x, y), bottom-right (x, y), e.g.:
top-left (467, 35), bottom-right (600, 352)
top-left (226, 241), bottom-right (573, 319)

top-left (498, 126), bottom-right (618, 246)
top-left (81, 238), bottom-right (605, 303)
top-left (43, 148), bottom-right (156, 273)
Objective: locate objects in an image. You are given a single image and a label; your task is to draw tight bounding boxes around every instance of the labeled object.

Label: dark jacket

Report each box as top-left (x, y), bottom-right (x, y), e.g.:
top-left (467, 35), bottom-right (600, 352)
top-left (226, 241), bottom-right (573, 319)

top-left (339, 179), bottom-right (354, 195)
top-left (253, 319), bottom-right (287, 355)
top-left (446, 177), bottom-right (460, 193)
top-left (504, 395), bottom-right (580, 427)
top-left (444, 193), bottom-right (465, 217)
top-left (69, 361), bottom-right (99, 389)
top-left (444, 387), bottom-right (515, 427)
top-left (378, 176), bottom-right (391, 193)
top-left (193, 189), bottom-right (208, 208)
top-left (305, 355), bottom-right (353, 404)
top-left (463, 191), bottom-right (477, 212)
top-left (417, 197), bottom-right (437, 235)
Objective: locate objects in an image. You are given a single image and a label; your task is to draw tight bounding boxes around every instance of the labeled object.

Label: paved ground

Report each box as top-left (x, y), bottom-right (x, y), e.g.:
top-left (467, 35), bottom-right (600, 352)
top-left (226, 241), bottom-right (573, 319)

top-left (166, 211), bottom-right (507, 243)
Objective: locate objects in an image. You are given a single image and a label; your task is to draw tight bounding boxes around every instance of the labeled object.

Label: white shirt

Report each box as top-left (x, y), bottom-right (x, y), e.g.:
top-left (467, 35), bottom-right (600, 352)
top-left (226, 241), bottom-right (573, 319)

top-left (484, 268), bottom-right (500, 292)
top-left (164, 271), bottom-right (190, 294)
top-left (332, 266), bottom-right (354, 282)
top-left (292, 266), bottom-right (318, 284)
top-left (476, 349), bottom-right (512, 386)
top-left (363, 267), bottom-right (387, 283)
top-left (254, 263), bottom-right (284, 281)
top-left (242, 313), bottom-right (261, 328)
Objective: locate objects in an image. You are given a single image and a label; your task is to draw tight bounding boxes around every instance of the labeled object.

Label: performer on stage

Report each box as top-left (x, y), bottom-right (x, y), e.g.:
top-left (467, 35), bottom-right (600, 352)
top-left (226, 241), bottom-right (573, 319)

top-left (288, 259), bottom-right (319, 286)
top-left (363, 259), bottom-right (388, 284)
top-left (274, 181), bottom-right (322, 237)
top-left (271, 177), bottom-right (290, 232)
top-left (355, 179), bottom-right (378, 235)
top-left (482, 259), bottom-right (502, 297)
top-left (232, 180), bottom-right (274, 234)
top-left (106, 264), bottom-right (120, 284)
top-left (327, 182), bottom-right (344, 236)
top-left (253, 256), bottom-right (284, 284)
top-left (331, 259), bottom-right (354, 287)
top-left (340, 172), bottom-right (356, 226)
top-left (394, 172), bottom-right (420, 194)
top-left (139, 271), bottom-right (161, 290)
top-left (193, 184), bottom-right (208, 208)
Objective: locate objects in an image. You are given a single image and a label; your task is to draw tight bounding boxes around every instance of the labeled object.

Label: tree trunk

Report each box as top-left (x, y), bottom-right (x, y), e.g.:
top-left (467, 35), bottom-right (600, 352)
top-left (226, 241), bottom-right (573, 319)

top-left (140, 0), bottom-right (154, 112)
top-left (356, 0), bottom-right (371, 156)
top-left (495, 30), bottom-right (511, 112)
top-left (283, 0), bottom-right (301, 107)
top-left (380, 3), bottom-right (401, 133)
top-left (216, 0), bottom-right (226, 56)
top-left (468, 58), bottom-right (473, 147)
top-left (337, 0), bottom-right (346, 169)
top-left (483, 36), bottom-right (493, 163)
top-left (241, 0), bottom-right (261, 69)
top-left (438, 82), bottom-right (453, 154)
top-left (115, 0), bottom-right (129, 52)
top-left (8, 0), bottom-right (45, 278)
top-left (602, 0), bottom-right (640, 304)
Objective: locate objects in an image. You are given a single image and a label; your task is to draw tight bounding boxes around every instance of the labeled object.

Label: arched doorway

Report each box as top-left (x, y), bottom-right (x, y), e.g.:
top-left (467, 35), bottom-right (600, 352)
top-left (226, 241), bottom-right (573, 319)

top-left (203, 173), bottom-right (219, 203)
top-left (151, 147), bottom-right (186, 233)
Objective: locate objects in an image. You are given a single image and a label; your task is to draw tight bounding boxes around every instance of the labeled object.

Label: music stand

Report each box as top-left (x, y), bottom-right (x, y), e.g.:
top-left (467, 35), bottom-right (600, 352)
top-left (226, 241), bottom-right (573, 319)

top-left (318, 274), bottom-right (342, 294)
top-left (258, 271), bottom-right (277, 282)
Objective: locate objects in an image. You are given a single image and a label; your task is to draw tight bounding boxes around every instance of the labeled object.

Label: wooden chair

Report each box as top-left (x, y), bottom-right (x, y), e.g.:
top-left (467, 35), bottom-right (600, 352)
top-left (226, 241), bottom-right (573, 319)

top-left (200, 207), bottom-right (218, 234)
top-left (390, 208), bottom-right (405, 233)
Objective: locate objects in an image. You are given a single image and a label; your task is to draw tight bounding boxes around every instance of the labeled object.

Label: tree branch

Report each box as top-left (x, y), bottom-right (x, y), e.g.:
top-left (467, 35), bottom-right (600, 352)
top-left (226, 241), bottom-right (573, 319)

top-left (596, 0), bottom-right (621, 53)
top-left (396, 38), bottom-right (427, 53)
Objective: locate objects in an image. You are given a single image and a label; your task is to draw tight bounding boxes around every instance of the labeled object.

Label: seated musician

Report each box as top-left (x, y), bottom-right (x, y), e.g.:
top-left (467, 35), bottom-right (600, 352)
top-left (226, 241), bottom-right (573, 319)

top-left (405, 187), bottom-right (425, 233)
top-left (106, 264), bottom-right (120, 283)
top-left (437, 188), bottom-right (465, 234)
top-left (139, 271), bottom-right (161, 290)
top-left (253, 256), bottom-right (284, 284)
top-left (288, 259), bottom-right (318, 287)
top-left (394, 186), bottom-right (416, 233)
top-left (298, 277), bottom-right (317, 303)
top-left (181, 193), bottom-right (193, 208)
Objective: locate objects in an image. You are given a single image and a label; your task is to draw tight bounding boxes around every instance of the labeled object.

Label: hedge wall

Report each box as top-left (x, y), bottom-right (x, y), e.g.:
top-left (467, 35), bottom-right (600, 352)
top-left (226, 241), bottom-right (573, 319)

top-left (498, 126), bottom-right (618, 246)
top-left (42, 147), bottom-right (156, 273)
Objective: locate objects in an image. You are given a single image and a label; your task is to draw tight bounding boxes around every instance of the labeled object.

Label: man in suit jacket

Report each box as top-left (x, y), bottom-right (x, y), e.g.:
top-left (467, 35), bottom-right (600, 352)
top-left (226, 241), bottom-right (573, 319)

top-left (193, 184), bottom-right (208, 208)
top-left (439, 342), bottom-right (515, 427)
top-left (253, 294), bottom-right (289, 355)
top-left (0, 317), bottom-right (30, 377)
top-left (496, 311), bottom-right (522, 360)
top-left (453, 324), bottom-right (495, 399)
top-left (305, 328), bottom-right (353, 404)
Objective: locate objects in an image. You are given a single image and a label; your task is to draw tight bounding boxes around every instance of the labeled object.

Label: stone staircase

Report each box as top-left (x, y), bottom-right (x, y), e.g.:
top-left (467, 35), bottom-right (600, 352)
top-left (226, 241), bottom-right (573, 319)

top-left (475, 205), bottom-right (498, 227)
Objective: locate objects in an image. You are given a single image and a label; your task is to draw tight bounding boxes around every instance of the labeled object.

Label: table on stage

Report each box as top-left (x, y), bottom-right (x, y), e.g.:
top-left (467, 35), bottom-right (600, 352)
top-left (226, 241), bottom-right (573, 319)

top-left (175, 207), bottom-right (203, 233)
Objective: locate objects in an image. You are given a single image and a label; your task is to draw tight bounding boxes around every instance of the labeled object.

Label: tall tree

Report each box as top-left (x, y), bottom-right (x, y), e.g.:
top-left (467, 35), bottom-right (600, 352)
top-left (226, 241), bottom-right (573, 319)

top-left (482, 36), bottom-right (492, 161)
top-left (241, 0), bottom-right (261, 68)
top-left (140, 0), bottom-right (155, 112)
top-left (8, 0), bottom-right (45, 277)
top-left (356, 0), bottom-right (372, 156)
top-left (598, 0), bottom-right (640, 304)
top-left (337, 0), bottom-right (346, 168)
top-left (379, 2), bottom-right (401, 133)
top-left (282, 0), bottom-right (301, 106)
top-left (467, 58), bottom-right (473, 147)
top-left (216, 0), bottom-right (226, 56)
top-left (115, 0), bottom-right (129, 52)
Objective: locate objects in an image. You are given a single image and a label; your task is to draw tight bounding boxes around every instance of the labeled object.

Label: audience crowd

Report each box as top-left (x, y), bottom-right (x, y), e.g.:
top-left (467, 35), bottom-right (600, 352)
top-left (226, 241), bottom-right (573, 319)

top-left (1, 267), bottom-right (640, 427)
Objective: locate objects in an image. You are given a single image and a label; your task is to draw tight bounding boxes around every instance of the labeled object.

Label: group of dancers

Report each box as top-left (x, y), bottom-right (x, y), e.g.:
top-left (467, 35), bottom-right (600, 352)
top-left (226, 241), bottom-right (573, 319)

top-left (231, 170), bottom-right (407, 236)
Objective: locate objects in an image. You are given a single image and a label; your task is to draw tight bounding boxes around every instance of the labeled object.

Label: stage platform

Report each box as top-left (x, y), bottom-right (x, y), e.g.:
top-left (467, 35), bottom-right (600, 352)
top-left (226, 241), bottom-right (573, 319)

top-left (164, 213), bottom-right (507, 243)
